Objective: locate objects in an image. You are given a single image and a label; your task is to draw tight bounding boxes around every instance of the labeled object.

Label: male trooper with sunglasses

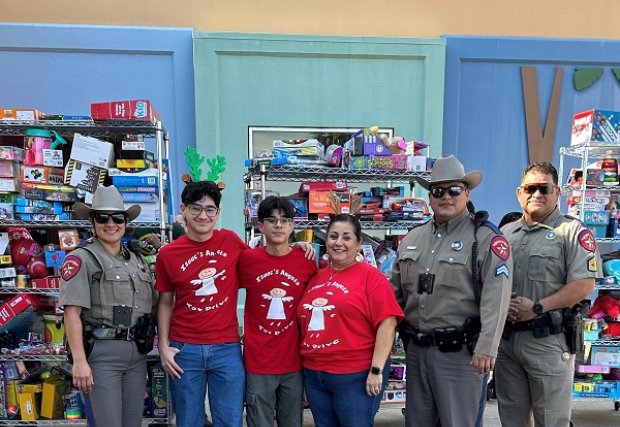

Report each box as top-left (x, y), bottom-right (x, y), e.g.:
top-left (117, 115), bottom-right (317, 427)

top-left (496, 162), bottom-right (601, 427)
top-left (392, 155), bottom-right (512, 427)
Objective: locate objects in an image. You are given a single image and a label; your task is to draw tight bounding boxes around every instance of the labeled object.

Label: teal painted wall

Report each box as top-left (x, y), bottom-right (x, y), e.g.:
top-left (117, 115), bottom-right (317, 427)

top-left (193, 33), bottom-right (446, 234)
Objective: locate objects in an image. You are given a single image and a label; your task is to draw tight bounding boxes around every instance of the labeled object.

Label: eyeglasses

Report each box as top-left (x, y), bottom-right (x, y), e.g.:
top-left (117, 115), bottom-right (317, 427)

top-left (93, 213), bottom-right (127, 225)
top-left (520, 183), bottom-right (556, 195)
top-left (262, 216), bottom-right (294, 226)
top-left (429, 185), bottom-right (466, 199)
top-left (186, 204), bottom-right (219, 217)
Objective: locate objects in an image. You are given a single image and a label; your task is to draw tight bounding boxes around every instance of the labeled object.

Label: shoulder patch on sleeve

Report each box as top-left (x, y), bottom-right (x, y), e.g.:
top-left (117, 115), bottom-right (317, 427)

top-left (61, 255), bottom-right (82, 281)
top-left (587, 256), bottom-right (597, 272)
top-left (490, 236), bottom-right (510, 261)
top-left (578, 229), bottom-right (596, 253)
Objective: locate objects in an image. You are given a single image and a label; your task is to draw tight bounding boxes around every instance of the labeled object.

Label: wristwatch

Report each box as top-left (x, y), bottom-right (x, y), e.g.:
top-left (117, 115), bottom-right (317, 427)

top-left (370, 366), bottom-right (382, 375)
top-left (532, 301), bottom-right (544, 315)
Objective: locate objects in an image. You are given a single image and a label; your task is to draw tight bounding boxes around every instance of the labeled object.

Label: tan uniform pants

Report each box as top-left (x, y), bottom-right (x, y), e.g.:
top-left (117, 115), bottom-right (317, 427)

top-left (496, 331), bottom-right (574, 427)
top-left (85, 339), bottom-right (147, 427)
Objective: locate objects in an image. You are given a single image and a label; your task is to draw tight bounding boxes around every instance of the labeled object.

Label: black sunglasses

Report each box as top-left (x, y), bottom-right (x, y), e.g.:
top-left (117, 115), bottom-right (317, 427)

top-left (93, 212), bottom-right (127, 225)
top-left (429, 185), bottom-right (466, 199)
top-left (520, 183), bottom-right (555, 195)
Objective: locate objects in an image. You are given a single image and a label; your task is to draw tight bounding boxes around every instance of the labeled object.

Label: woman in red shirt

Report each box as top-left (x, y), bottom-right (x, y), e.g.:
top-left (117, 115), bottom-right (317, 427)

top-left (297, 214), bottom-right (404, 426)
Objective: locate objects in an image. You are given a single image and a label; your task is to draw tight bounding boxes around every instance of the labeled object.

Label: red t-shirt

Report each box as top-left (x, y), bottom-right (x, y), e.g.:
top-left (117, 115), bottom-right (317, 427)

top-left (155, 230), bottom-right (248, 344)
top-left (297, 262), bottom-right (404, 374)
top-left (238, 247), bottom-right (317, 374)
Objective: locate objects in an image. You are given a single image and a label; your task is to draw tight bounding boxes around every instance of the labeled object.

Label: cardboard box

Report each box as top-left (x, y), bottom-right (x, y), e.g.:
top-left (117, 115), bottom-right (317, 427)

top-left (44, 251), bottom-right (66, 268)
top-left (112, 175), bottom-right (160, 187)
top-left (121, 140), bottom-right (146, 151)
top-left (346, 154), bottom-right (409, 171)
top-left (91, 99), bottom-right (161, 122)
top-left (0, 294), bottom-right (35, 326)
top-left (571, 109), bottom-right (620, 146)
top-left (288, 196), bottom-right (308, 219)
top-left (308, 190), bottom-right (351, 214)
top-left (0, 178), bottom-right (19, 192)
top-left (591, 346), bottom-right (620, 367)
top-left (19, 166), bottom-right (64, 185)
top-left (69, 133), bottom-right (114, 169)
top-left (18, 388), bottom-right (41, 420)
top-left (116, 159), bottom-right (154, 169)
top-left (64, 159), bottom-right (106, 193)
top-left (407, 155), bottom-right (428, 172)
top-left (30, 277), bottom-right (60, 290)
top-left (0, 146), bottom-right (24, 161)
top-left (583, 210), bottom-right (610, 225)
top-left (40, 376), bottom-right (71, 419)
top-left (150, 364), bottom-right (168, 418)
top-left (21, 183), bottom-right (78, 203)
top-left (121, 192), bottom-right (160, 203)
top-left (116, 186), bottom-right (158, 193)
top-left (41, 149), bottom-right (64, 167)
top-left (0, 160), bottom-right (18, 178)
top-left (0, 203), bottom-right (13, 220)
top-left (0, 108), bottom-right (41, 121)
top-left (0, 267), bottom-right (16, 279)
top-left (58, 229), bottom-right (79, 251)
top-left (299, 180), bottom-right (348, 194)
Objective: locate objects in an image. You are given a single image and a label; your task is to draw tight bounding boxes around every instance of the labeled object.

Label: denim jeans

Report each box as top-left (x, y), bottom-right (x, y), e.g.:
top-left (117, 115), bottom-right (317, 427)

top-left (304, 367), bottom-right (388, 427)
top-left (169, 341), bottom-right (245, 427)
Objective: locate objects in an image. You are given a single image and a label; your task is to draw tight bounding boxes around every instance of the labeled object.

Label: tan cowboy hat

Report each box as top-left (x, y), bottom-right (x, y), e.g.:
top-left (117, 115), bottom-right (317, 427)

top-left (415, 155), bottom-right (483, 190)
top-left (73, 185), bottom-right (141, 221)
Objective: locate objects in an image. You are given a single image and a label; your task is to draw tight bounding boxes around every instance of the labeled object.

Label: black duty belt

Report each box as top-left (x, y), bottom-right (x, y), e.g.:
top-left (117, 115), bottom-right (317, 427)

top-left (506, 320), bottom-right (536, 332)
top-left (85, 324), bottom-right (136, 341)
top-left (406, 327), bottom-right (465, 347)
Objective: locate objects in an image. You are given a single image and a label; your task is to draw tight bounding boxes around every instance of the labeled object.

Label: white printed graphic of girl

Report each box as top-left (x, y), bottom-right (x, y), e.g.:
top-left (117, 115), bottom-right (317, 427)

top-left (303, 297), bottom-right (335, 331)
top-left (191, 267), bottom-right (226, 296)
top-left (262, 286), bottom-right (294, 320)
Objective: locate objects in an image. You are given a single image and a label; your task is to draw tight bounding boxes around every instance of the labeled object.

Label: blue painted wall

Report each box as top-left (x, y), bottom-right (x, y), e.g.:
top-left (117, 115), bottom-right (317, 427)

top-left (0, 23), bottom-right (196, 213)
top-left (193, 33), bottom-right (446, 235)
top-left (443, 36), bottom-right (620, 222)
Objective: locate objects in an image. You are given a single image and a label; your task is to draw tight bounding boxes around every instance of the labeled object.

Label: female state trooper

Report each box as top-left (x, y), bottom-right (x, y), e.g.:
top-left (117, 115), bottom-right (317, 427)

top-left (60, 185), bottom-right (157, 427)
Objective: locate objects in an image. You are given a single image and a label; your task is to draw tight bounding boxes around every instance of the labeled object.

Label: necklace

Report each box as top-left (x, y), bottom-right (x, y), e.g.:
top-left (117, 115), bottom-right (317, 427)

top-left (328, 260), bottom-right (357, 281)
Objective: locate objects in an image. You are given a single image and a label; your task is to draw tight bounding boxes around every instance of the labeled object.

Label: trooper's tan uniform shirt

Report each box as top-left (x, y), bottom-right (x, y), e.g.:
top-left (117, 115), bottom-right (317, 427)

top-left (501, 207), bottom-right (601, 301)
top-left (59, 238), bottom-right (155, 327)
top-left (393, 209), bottom-right (512, 356)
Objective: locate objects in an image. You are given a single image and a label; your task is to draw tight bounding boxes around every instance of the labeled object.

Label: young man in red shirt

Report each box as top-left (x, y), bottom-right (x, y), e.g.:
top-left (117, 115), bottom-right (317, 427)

top-left (156, 181), bottom-right (248, 427)
top-left (238, 196), bottom-right (317, 427)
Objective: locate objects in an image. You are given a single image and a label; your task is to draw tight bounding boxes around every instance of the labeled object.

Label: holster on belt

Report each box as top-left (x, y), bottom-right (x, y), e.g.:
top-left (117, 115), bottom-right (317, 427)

top-left (66, 323), bottom-right (96, 363)
top-left (133, 313), bottom-right (156, 354)
top-left (564, 303), bottom-right (588, 354)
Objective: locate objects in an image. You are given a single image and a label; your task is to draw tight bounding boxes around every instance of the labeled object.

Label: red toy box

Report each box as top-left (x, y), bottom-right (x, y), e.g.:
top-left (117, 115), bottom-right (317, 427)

top-left (91, 100), bottom-right (161, 122)
top-left (0, 294), bottom-right (36, 327)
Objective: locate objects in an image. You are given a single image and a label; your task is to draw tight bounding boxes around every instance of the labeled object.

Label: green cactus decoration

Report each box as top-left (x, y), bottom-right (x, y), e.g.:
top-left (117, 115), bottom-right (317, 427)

top-left (184, 147), bottom-right (206, 182)
top-left (206, 155), bottom-right (227, 181)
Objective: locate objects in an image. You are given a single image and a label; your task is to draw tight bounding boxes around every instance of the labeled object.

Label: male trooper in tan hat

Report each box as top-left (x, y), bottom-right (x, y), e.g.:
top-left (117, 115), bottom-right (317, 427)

top-left (391, 155), bottom-right (513, 427)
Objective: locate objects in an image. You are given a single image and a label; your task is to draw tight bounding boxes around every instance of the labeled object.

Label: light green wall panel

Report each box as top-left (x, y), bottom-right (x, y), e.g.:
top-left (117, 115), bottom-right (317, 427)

top-left (193, 33), bottom-right (445, 235)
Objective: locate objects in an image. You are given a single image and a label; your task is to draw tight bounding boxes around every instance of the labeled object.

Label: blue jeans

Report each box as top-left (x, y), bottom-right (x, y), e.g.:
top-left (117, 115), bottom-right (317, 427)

top-left (168, 341), bottom-right (245, 427)
top-left (304, 367), bottom-right (388, 427)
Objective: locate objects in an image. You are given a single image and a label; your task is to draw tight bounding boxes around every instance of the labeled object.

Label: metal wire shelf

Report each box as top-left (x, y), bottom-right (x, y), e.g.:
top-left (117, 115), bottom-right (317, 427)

top-left (245, 219), bottom-right (428, 230)
top-left (560, 143), bottom-right (620, 159)
top-left (245, 165), bottom-right (431, 183)
top-left (0, 220), bottom-right (164, 229)
top-left (0, 120), bottom-right (164, 137)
